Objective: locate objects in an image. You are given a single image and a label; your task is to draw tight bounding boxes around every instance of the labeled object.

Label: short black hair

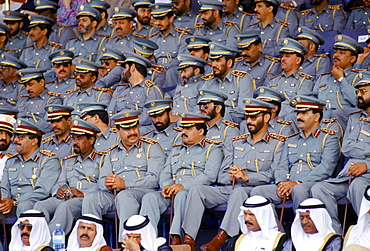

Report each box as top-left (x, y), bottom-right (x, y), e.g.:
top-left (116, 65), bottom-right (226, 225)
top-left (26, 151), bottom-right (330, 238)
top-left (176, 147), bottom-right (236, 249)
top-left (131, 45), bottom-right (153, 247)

top-left (224, 55), bottom-right (235, 68)
top-left (195, 123), bottom-right (207, 135)
top-left (262, 1), bottom-right (278, 16)
top-left (28, 134), bottom-right (42, 147)
top-left (126, 62), bottom-right (147, 78)
top-left (190, 65), bottom-right (205, 75)
top-left (213, 101), bottom-right (226, 117)
top-left (86, 110), bottom-right (109, 125)
top-left (311, 109), bottom-right (323, 121)
top-left (36, 24), bottom-right (52, 38)
top-left (269, 100), bottom-right (281, 116)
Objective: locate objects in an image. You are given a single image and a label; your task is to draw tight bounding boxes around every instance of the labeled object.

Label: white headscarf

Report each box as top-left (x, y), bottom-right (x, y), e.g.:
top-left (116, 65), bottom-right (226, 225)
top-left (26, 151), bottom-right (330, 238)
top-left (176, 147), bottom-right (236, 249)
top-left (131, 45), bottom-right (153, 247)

top-left (67, 214), bottom-right (107, 251)
top-left (122, 215), bottom-right (166, 251)
top-left (292, 198), bottom-right (336, 251)
top-left (345, 186), bottom-right (370, 248)
top-left (236, 196), bottom-right (281, 251)
top-left (9, 209), bottom-right (51, 251)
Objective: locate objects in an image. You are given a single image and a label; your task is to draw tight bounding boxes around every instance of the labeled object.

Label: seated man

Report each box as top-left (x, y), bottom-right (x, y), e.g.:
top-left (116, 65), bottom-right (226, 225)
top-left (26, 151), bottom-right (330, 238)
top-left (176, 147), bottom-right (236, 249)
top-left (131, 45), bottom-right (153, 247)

top-left (67, 214), bottom-right (112, 251)
top-left (9, 209), bottom-right (54, 251)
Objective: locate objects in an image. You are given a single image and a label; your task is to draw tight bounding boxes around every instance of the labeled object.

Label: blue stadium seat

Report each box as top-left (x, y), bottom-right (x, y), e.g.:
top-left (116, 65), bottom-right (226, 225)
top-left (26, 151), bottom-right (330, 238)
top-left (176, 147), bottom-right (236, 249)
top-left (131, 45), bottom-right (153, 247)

top-left (342, 28), bottom-right (368, 47)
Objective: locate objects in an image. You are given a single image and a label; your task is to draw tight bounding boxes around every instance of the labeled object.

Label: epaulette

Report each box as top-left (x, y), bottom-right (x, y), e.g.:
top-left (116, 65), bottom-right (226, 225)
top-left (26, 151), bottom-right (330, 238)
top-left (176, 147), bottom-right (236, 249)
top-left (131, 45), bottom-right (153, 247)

top-left (108, 23), bottom-right (115, 28)
top-left (241, 11), bottom-right (253, 16)
top-left (42, 135), bottom-right (54, 143)
top-left (195, 23), bottom-right (205, 28)
top-left (321, 72), bottom-right (332, 76)
top-left (351, 69), bottom-right (366, 73)
top-left (320, 128), bottom-right (338, 135)
top-left (223, 20), bottom-right (237, 26)
top-left (313, 53), bottom-right (330, 57)
top-left (280, 5), bottom-right (295, 10)
top-left (23, 45), bottom-right (33, 49)
top-left (222, 120), bottom-right (238, 127)
top-left (92, 86), bottom-right (110, 91)
top-left (21, 31), bottom-right (29, 35)
top-left (247, 21), bottom-right (259, 27)
top-left (109, 128), bottom-right (118, 133)
top-left (152, 64), bottom-right (164, 73)
top-left (48, 91), bottom-right (62, 97)
top-left (348, 109), bottom-right (362, 115)
top-left (350, 6), bottom-right (362, 10)
top-left (7, 153), bottom-right (18, 159)
top-left (269, 73), bottom-right (282, 80)
top-left (145, 80), bottom-right (155, 87)
top-left (205, 138), bottom-right (222, 145)
top-left (327, 4), bottom-right (342, 10)
top-left (20, 94), bottom-right (29, 97)
top-left (142, 129), bottom-right (155, 136)
top-left (4, 48), bottom-right (18, 52)
top-left (277, 120), bottom-right (293, 125)
top-left (150, 31), bottom-right (160, 37)
top-left (68, 37), bottom-right (78, 41)
top-left (57, 23), bottom-right (72, 28)
top-left (132, 32), bottom-right (146, 38)
top-left (269, 132), bottom-right (287, 141)
top-left (264, 55), bottom-right (281, 62)
top-left (175, 27), bottom-right (191, 34)
top-left (172, 143), bottom-right (182, 147)
top-left (110, 35), bottom-right (118, 39)
top-left (40, 150), bottom-right (56, 157)
top-left (287, 132), bottom-right (300, 138)
top-left (140, 137), bottom-right (158, 145)
top-left (275, 20), bottom-right (290, 26)
top-left (298, 72), bottom-right (314, 80)
top-left (48, 42), bottom-right (63, 48)
top-left (66, 89), bottom-right (78, 94)
top-left (174, 127), bottom-right (183, 132)
top-left (301, 8), bottom-right (313, 15)
top-left (232, 133), bottom-right (249, 141)
top-left (322, 118), bottom-right (338, 123)
top-left (96, 33), bottom-right (110, 37)
top-left (95, 150), bottom-right (107, 156)
top-left (64, 154), bottom-right (78, 160)
top-left (231, 70), bottom-right (248, 77)
top-left (235, 57), bottom-right (243, 62)
top-left (45, 81), bottom-right (53, 84)
top-left (201, 73), bottom-right (214, 80)
top-left (108, 143), bottom-right (119, 151)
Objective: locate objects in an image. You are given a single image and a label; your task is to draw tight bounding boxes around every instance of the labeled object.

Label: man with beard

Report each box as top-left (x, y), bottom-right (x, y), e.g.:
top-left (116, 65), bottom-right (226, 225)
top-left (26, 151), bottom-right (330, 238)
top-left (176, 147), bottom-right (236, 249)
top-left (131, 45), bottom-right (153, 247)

top-left (131, 0), bottom-right (157, 38)
top-left (34, 118), bottom-right (104, 235)
top-left (0, 119), bottom-right (61, 217)
top-left (99, 48), bottom-right (124, 78)
top-left (299, 0), bottom-right (346, 32)
top-left (172, 0), bottom-right (199, 34)
top-left (221, 0), bottom-right (253, 32)
top-left (140, 112), bottom-right (223, 246)
top-left (3, 11), bottom-right (28, 58)
top-left (0, 24), bottom-right (11, 56)
top-left (142, 99), bottom-right (182, 156)
top-left (0, 114), bottom-right (16, 180)
top-left (89, 0), bottom-right (115, 38)
top-left (65, 4), bottom-right (108, 61)
top-left (82, 110), bottom-right (165, 242)
top-left (202, 42), bottom-right (254, 124)
top-left (182, 99), bottom-right (285, 251)
top-left (233, 31), bottom-right (281, 89)
top-left (251, 95), bottom-right (341, 212)
top-left (16, 68), bottom-right (63, 133)
top-left (311, 71), bottom-right (370, 234)
top-left (346, 0), bottom-right (370, 29)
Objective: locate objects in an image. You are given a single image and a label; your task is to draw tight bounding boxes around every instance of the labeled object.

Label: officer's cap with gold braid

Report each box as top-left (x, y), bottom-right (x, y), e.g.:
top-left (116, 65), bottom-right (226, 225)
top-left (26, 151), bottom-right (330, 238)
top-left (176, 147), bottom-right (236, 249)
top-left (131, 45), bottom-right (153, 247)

top-left (252, 0), bottom-right (278, 7)
top-left (112, 110), bottom-right (141, 128)
top-left (77, 4), bottom-right (102, 22)
top-left (71, 118), bottom-right (100, 136)
top-left (185, 36), bottom-right (212, 50)
top-left (48, 50), bottom-right (75, 64)
top-left (209, 42), bottom-right (238, 59)
top-left (73, 58), bottom-right (102, 73)
top-left (28, 14), bottom-right (54, 28)
top-left (333, 34), bottom-right (364, 55)
top-left (144, 99), bottom-right (172, 117)
top-left (0, 108), bottom-right (18, 117)
top-left (2, 11), bottom-right (25, 22)
top-left (132, 0), bottom-right (154, 8)
top-left (355, 71), bottom-right (370, 88)
top-left (179, 112), bottom-right (209, 128)
top-left (197, 88), bottom-right (228, 105)
top-left (0, 54), bottom-right (27, 69)
top-left (15, 119), bottom-right (46, 136)
top-left (134, 37), bottom-right (159, 57)
top-left (112, 7), bottom-right (136, 20)
top-left (88, 0), bottom-right (111, 11)
top-left (124, 52), bottom-right (152, 68)
top-left (295, 26), bottom-right (324, 46)
top-left (177, 54), bottom-right (208, 71)
top-left (99, 47), bottom-right (125, 62)
top-left (45, 104), bottom-right (74, 122)
top-left (0, 114), bottom-right (16, 134)
top-left (149, 3), bottom-right (173, 18)
top-left (234, 30), bottom-right (261, 49)
top-left (0, 23), bottom-right (10, 36)
top-left (78, 102), bottom-right (108, 118)
top-left (244, 98), bottom-right (275, 116)
top-left (17, 68), bottom-right (47, 84)
top-left (199, 0), bottom-right (225, 12)
top-left (34, 0), bottom-right (59, 11)
top-left (256, 87), bottom-right (285, 103)
top-left (289, 94), bottom-right (325, 112)
top-left (279, 38), bottom-right (308, 56)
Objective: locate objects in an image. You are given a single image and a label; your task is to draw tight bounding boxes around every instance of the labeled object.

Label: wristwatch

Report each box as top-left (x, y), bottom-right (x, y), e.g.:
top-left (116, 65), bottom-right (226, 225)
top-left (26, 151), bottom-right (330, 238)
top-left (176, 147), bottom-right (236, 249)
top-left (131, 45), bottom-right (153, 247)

top-left (13, 199), bottom-right (19, 207)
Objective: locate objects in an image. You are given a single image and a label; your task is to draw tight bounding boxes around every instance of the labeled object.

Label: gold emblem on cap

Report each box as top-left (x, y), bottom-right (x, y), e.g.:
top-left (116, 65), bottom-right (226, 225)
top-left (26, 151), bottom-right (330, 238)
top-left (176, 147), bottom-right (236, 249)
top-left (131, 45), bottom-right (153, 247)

top-left (18, 72), bottom-right (24, 77)
top-left (6, 12), bottom-right (10, 16)
top-left (259, 88), bottom-right (264, 94)
top-left (236, 37), bottom-right (241, 41)
top-left (210, 44), bottom-right (215, 50)
top-left (80, 5), bottom-right (84, 10)
top-left (102, 48), bottom-right (107, 53)
top-left (17, 120), bottom-right (21, 126)
top-left (150, 102), bottom-right (156, 107)
top-left (291, 100), bottom-right (297, 105)
top-left (78, 60), bottom-right (82, 64)
top-left (177, 55), bottom-right (182, 61)
top-left (74, 120), bottom-right (78, 126)
top-left (359, 72), bottom-right (363, 79)
top-left (124, 112), bottom-right (130, 117)
top-left (298, 27), bottom-right (302, 33)
top-left (5, 116), bottom-right (11, 122)
top-left (190, 37), bottom-right (195, 42)
top-left (142, 45), bottom-right (147, 50)
top-left (199, 90), bottom-right (204, 96)
top-left (28, 15), bottom-right (33, 21)
top-left (181, 113), bottom-right (186, 118)
top-left (155, 4), bottom-right (160, 9)
top-left (337, 35), bottom-right (342, 41)
top-left (36, 0), bottom-right (40, 5)
top-left (48, 107), bottom-right (53, 112)
top-left (115, 7), bottom-right (119, 12)
top-left (296, 97), bottom-right (301, 103)
top-left (245, 99), bottom-right (251, 104)
top-left (283, 39), bottom-right (289, 45)
top-left (59, 51), bottom-right (65, 56)
top-left (1, 54), bottom-right (4, 59)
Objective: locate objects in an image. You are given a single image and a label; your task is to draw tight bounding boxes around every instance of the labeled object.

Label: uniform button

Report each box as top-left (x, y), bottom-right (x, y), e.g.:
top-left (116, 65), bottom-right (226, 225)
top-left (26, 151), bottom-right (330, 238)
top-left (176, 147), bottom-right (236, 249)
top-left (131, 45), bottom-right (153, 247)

top-left (303, 143), bottom-right (306, 146)
top-left (18, 187), bottom-right (21, 190)
top-left (9, 178), bottom-right (11, 180)
top-left (182, 162), bottom-right (186, 164)
top-left (163, 40), bottom-right (166, 42)
top-left (176, 105), bottom-right (180, 107)
top-left (30, 101), bottom-right (34, 104)
top-left (126, 153), bottom-right (129, 156)
top-left (130, 91), bottom-right (133, 94)
top-left (187, 152), bottom-right (190, 154)
top-left (360, 138), bottom-right (363, 141)
top-left (156, 137), bottom-right (159, 140)
top-left (17, 194), bottom-right (20, 197)
top-left (19, 178), bottom-right (22, 181)
top-left (261, 32), bottom-right (264, 34)
top-left (36, 53), bottom-right (39, 55)
top-left (234, 156), bottom-right (237, 158)
top-left (251, 147), bottom-right (256, 149)
top-left (221, 86), bottom-right (225, 90)
top-left (122, 175), bottom-right (126, 177)
top-left (81, 43), bottom-right (85, 46)
top-left (247, 160), bottom-right (250, 163)
top-left (124, 166), bottom-right (128, 169)
top-left (184, 85), bottom-right (188, 88)
top-left (55, 147), bottom-right (59, 150)
top-left (80, 165), bottom-right (83, 168)
top-left (179, 178), bottom-right (182, 181)
top-left (329, 90), bottom-right (333, 92)
top-left (299, 160), bottom-right (302, 163)
top-left (300, 154), bottom-right (303, 157)
top-left (113, 169), bottom-right (116, 171)
top-left (21, 165), bottom-right (25, 168)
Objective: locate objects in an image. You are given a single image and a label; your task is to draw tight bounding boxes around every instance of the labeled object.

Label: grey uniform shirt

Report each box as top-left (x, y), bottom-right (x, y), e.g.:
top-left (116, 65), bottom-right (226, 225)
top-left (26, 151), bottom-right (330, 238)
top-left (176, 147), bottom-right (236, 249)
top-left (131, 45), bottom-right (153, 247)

top-left (20, 42), bottom-right (58, 69)
top-left (194, 21), bottom-right (239, 49)
top-left (41, 134), bottom-right (74, 160)
top-left (173, 10), bottom-right (200, 34)
top-left (206, 119), bottom-right (241, 150)
top-left (0, 79), bottom-right (21, 109)
top-left (5, 31), bottom-right (28, 57)
top-left (346, 6), bottom-right (370, 29)
top-left (46, 77), bottom-right (77, 99)
top-left (299, 54), bottom-right (332, 82)
top-left (95, 128), bottom-right (119, 152)
top-left (65, 34), bottom-right (108, 61)
top-left (222, 9), bottom-right (253, 32)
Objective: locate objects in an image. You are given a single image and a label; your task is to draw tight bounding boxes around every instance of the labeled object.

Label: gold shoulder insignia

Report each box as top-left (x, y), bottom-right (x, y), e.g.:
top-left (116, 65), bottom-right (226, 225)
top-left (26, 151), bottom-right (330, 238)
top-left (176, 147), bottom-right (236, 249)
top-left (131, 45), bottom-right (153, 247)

top-left (48, 91), bottom-right (62, 97)
top-left (205, 138), bottom-right (222, 145)
top-left (108, 23), bottom-right (115, 28)
top-left (40, 150), bottom-right (56, 157)
top-left (301, 9), bottom-right (313, 15)
top-left (132, 32), bottom-right (146, 38)
top-left (223, 20), bottom-right (237, 26)
top-left (48, 42), bottom-right (63, 48)
top-left (21, 31), bottom-right (29, 35)
top-left (241, 11), bottom-right (253, 16)
top-left (222, 120), bottom-right (238, 127)
top-left (45, 81), bottom-right (53, 84)
top-left (172, 143), bottom-right (182, 147)
top-left (64, 154), bottom-right (78, 160)
top-left (287, 132), bottom-right (300, 138)
top-left (109, 127), bottom-right (118, 133)
top-left (350, 6), bottom-right (362, 10)
top-left (247, 21), bottom-right (259, 27)
top-left (66, 89), bottom-right (79, 94)
top-left (42, 135), bottom-right (55, 143)
top-left (235, 57), bottom-right (244, 62)
top-left (269, 132), bottom-right (287, 141)
top-left (4, 48), bottom-right (18, 52)
top-left (23, 45), bottom-right (33, 49)
top-left (232, 133), bottom-right (249, 141)
top-left (269, 73), bottom-right (282, 80)
top-left (110, 35), bottom-right (118, 39)
top-left (313, 53), bottom-right (330, 57)
top-left (152, 64), bottom-right (164, 73)
top-left (140, 137), bottom-right (158, 144)
top-left (320, 128), bottom-right (338, 135)
top-left (327, 4), bottom-right (342, 10)
top-left (280, 5), bottom-right (295, 10)
top-left (275, 19), bottom-right (290, 26)
top-left (174, 127), bottom-right (183, 132)
top-left (231, 70), bottom-right (248, 77)
top-left (321, 72), bottom-right (332, 76)
top-left (276, 120), bottom-right (293, 125)
top-left (68, 37), bottom-right (78, 41)
top-left (92, 86), bottom-right (110, 91)
top-left (5, 153), bottom-right (17, 158)
top-left (108, 143), bottom-right (119, 151)
top-left (195, 23), bottom-right (205, 28)
top-left (95, 150), bottom-right (107, 156)
top-left (174, 27), bottom-right (191, 34)
top-left (20, 94), bottom-right (29, 97)
top-left (298, 72), bottom-right (314, 79)
top-left (351, 69), bottom-right (366, 73)
top-left (150, 31), bottom-right (160, 37)
top-left (201, 73), bottom-right (214, 80)
top-left (265, 55), bottom-right (281, 62)
top-left (142, 129), bottom-right (155, 136)
top-left (96, 33), bottom-right (110, 37)
top-left (348, 109), bottom-right (362, 115)
top-left (322, 118), bottom-right (338, 123)
top-left (145, 80), bottom-right (155, 87)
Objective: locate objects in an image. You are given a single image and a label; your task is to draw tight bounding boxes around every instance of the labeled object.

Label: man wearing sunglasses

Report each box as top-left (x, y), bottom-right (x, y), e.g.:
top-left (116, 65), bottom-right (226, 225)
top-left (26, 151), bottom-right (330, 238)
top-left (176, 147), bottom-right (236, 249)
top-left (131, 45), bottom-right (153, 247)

top-left (2, 11), bottom-right (28, 58)
top-left (9, 210), bottom-right (54, 251)
top-left (99, 48), bottom-right (124, 78)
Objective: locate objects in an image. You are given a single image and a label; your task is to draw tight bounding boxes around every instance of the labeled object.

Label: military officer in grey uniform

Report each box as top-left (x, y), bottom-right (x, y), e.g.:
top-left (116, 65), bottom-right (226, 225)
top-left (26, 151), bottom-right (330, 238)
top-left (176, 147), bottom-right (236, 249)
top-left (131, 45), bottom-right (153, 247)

top-left (299, 0), bottom-right (346, 33)
top-left (251, 95), bottom-right (341, 212)
top-left (89, 0), bottom-right (115, 38)
top-left (0, 54), bottom-right (27, 109)
top-left (79, 102), bottom-right (119, 152)
top-left (0, 24), bottom-right (13, 57)
top-left (0, 114), bottom-right (17, 180)
top-left (63, 58), bottom-right (111, 118)
top-left (41, 104), bottom-right (74, 160)
top-left (182, 99), bottom-right (285, 251)
top-left (16, 68), bottom-right (63, 133)
top-left (221, 0), bottom-right (253, 32)
top-left (185, 36), bottom-right (212, 74)
top-left (202, 42), bottom-right (254, 124)
top-left (82, 110), bottom-right (166, 241)
top-left (142, 99), bottom-right (183, 156)
top-left (295, 26), bottom-right (331, 82)
top-left (346, 0), bottom-right (370, 29)
top-left (234, 31), bottom-right (282, 88)
top-left (311, 72), bottom-right (370, 234)
top-left (65, 4), bottom-right (108, 61)
top-left (131, 0), bottom-right (157, 38)
top-left (0, 119), bottom-right (61, 217)
top-left (172, 0), bottom-right (201, 34)
top-left (98, 48), bottom-right (124, 79)
top-left (140, 112), bottom-right (223, 247)
top-left (34, 118), bottom-right (104, 235)
top-left (3, 11), bottom-right (28, 58)
top-left (47, 50), bottom-right (76, 98)
top-left (268, 38), bottom-right (314, 117)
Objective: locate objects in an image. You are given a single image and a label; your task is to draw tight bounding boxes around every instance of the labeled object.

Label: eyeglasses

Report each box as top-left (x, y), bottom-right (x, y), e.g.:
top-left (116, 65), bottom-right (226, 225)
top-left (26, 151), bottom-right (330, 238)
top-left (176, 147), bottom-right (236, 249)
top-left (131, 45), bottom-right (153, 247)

top-left (101, 59), bottom-right (116, 66)
top-left (355, 88), bottom-right (368, 95)
top-left (199, 103), bottom-right (217, 109)
top-left (74, 72), bottom-right (90, 79)
top-left (18, 223), bottom-right (33, 231)
top-left (53, 62), bottom-right (71, 68)
top-left (0, 65), bottom-right (13, 70)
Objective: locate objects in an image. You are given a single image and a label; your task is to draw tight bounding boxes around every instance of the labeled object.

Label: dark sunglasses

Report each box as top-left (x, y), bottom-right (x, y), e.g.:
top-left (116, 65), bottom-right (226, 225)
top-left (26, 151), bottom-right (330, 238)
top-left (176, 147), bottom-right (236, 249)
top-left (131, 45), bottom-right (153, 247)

top-left (18, 223), bottom-right (33, 231)
top-left (53, 62), bottom-right (71, 68)
top-left (74, 72), bottom-right (90, 79)
top-left (101, 59), bottom-right (116, 66)
top-left (199, 103), bottom-right (217, 109)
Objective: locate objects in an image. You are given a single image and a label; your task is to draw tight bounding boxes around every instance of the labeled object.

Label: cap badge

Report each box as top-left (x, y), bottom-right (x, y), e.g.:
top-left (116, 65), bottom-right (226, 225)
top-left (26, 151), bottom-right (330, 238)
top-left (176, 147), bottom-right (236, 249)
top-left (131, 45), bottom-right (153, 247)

top-left (297, 27), bottom-right (301, 33)
top-left (190, 37), bottom-right (195, 42)
top-left (59, 51), bottom-right (65, 56)
top-left (74, 120), bottom-right (78, 126)
top-left (296, 97), bottom-right (301, 103)
top-left (17, 120), bottom-right (21, 126)
top-left (80, 5), bottom-right (85, 10)
top-left (177, 55), bottom-right (182, 61)
top-left (36, 0), bottom-right (41, 5)
top-left (259, 88), bottom-right (264, 94)
top-left (48, 107), bottom-right (53, 112)
top-left (210, 44), bottom-right (215, 50)
top-left (236, 37), bottom-right (241, 41)
top-left (359, 72), bottom-right (363, 79)
top-left (291, 100), bottom-right (297, 105)
top-left (150, 102), bottom-right (156, 107)
top-left (199, 90), bottom-right (204, 96)
top-left (337, 35), bottom-right (342, 41)
top-left (6, 12), bottom-right (10, 16)
top-left (181, 113), bottom-right (186, 118)
top-left (245, 99), bottom-right (251, 104)
top-left (115, 7), bottom-right (119, 12)
top-left (155, 4), bottom-right (160, 9)
top-left (283, 39), bottom-right (289, 45)
top-left (78, 60), bottom-right (82, 64)
top-left (124, 112), bottom-right (130, 117)
top-left (142, 45), bottom-right (147, 50)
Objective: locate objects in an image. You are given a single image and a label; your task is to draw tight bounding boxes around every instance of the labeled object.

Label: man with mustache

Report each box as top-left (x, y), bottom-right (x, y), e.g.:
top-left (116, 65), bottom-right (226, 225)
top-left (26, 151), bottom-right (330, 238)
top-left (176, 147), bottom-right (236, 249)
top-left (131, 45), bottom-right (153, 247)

top-left (99, 48), bottom-right (124, 78)
top-left (0, 114), bottom-right (17, 181)
top-left (312, 71), bottom-right (370, 234)
top-left (221, 0), bottom-right (252, 32)
top-left (346, 0), bottom-right (370, 29)
top-left (3, 11), bottom-right (28, 58)
top-left (41, 104), bottom-right (74, 159)
top-left (131, 0), bottom-right (157, 38)
top-left (89, 0), bottom-right (115, 38)
top-left (182, 99), bottom-right (285, 251)
top-left (140, 112), bottom-right (223, 248)
top-left (34, 118), bottom-right (104, 235)
top-left (251, 94), bottom-right (341, 213)
top-left (300, 0), bottom-right (346, 32)
top-left (82, 110), bottom-right (165, 243)
top-left (172, 0), bottom-right (199, 34)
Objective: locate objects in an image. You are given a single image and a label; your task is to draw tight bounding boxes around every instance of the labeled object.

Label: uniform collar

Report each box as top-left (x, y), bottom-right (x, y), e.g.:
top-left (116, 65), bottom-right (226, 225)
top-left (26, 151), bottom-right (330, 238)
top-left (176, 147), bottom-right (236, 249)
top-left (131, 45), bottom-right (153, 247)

top-left (19, 149), bottom-right (41, 162)
top-left (313, 5), bottom-right (331, 14)
top-left (176, 10), bottom-right (195, 18)
top-left (245, 131), bottom-right (271, 144)
top-left (282, 70), bottom-right (299, 79)
top-left (298, 125), bottom-right (321, 138)
top-left (99, 127), bottom-right (110, 139)
top-left (78, 85), bottom-right (94, 95)
top-left (208, 118), bottom-right (222, 130)
top-left (76, 148), bottom-right (97, 162)
top-left (223, 9), bottom-right (243, 19)
top-left (154, 122), bottom-right (176, 136)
